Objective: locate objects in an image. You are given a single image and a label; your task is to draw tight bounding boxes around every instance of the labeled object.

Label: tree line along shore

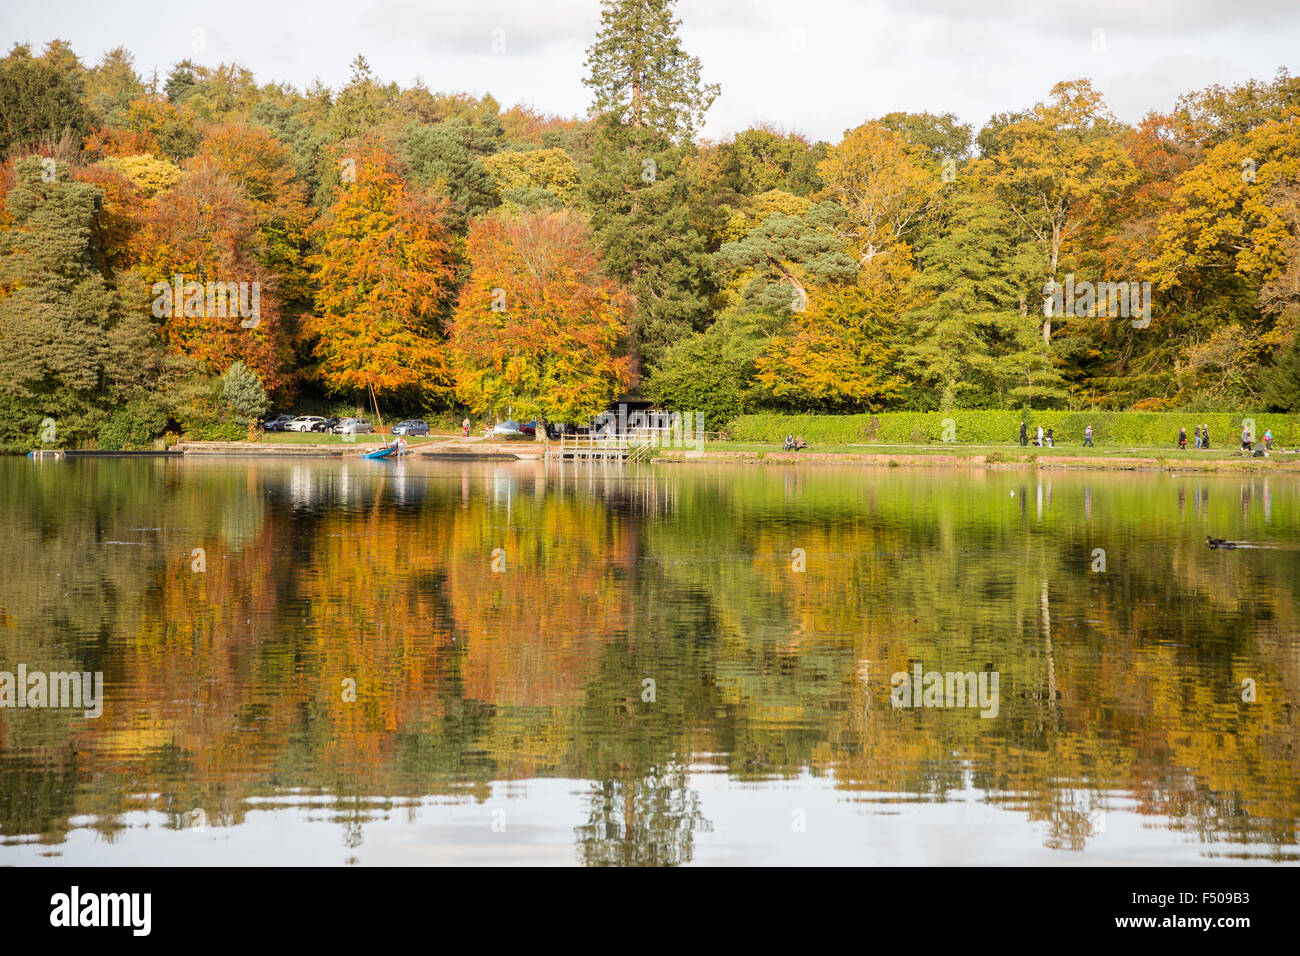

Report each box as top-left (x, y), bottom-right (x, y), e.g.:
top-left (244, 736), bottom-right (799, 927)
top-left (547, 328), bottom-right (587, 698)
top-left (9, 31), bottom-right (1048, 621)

top-left (2, 0), bottom-right (1299, 454)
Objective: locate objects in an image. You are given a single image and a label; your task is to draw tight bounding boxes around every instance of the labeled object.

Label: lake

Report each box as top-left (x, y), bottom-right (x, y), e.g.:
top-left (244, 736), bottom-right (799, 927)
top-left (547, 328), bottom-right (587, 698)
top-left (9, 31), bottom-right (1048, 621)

top-left (1, 456), bottom-right (1297, 865)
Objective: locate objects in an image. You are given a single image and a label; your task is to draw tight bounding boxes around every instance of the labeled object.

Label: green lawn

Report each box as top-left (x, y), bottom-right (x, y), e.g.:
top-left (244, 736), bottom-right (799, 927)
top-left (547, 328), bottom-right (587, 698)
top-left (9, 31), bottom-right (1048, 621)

top-left (707, 440), bottom-right (1283, 462)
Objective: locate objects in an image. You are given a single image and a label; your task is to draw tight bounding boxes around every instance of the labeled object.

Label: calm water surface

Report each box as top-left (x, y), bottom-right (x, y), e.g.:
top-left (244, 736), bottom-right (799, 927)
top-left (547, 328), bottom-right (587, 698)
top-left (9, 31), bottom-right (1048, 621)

top-left (1, 456), bottom-right (1297, 865)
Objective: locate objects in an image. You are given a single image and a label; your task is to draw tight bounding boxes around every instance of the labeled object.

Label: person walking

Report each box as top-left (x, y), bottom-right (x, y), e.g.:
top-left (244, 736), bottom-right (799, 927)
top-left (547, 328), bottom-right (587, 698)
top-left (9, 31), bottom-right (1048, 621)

top-left (1241, 424), bottom-right (1252, 452)
top-left (462, 417), bottom-right (470, 438)
top-left (1045, 426), bottom-right (1054, 447)
top-left (1035, 424), bottom-right (1044, 447)
top-left (1263, 427), bottom-right (1273, 451)
top-left (1201, 424), bottom-right (1210, 449)
top-left (1019, 421), bottom-right (1028, 447)
top-left (1194, 425), bottom-right (1202, 449)
top-left (1083, 425), bottom-right (1094, 447)
top-left (1178, 426), bottom-right (1187, 449)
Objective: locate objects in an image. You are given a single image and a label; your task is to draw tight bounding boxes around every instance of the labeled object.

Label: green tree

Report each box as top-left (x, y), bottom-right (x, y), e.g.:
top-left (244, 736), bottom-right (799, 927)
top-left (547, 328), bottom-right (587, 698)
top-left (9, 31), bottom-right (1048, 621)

top-left (716, 127), bottom-right (825, 196)
top-left (584, 129), bottom-right (719, 365)
top-left (220, 360), bottom-right (271, 425)
top-left (1259, 341), bottom-right (1300, 411)
top-left (715, 202), bottom-right (858, 314)
top-left (877, 111), bottom-right (973, 165)
top-left (0, 158), bottom-right (159, 442)
top-left (0, 43), bottom-right (91, 154)
top-left (642, 310), bottom-right (775, 429)
top-left (583, 0), bottom-right (719, 144)
top-left (403, 120), bottom-right (499, 227)
top-left (902, 188), bottom-right (1065, 409)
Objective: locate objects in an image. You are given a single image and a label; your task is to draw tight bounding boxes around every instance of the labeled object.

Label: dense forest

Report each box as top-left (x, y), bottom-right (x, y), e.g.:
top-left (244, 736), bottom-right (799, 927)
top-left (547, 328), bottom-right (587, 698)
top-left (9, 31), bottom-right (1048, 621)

top-left (1, 0), bottom-right (1298, 447)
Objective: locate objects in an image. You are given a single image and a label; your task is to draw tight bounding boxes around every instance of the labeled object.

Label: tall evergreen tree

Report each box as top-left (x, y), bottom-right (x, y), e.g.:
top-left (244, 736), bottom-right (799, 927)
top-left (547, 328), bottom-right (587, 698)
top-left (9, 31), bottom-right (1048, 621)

top-left (582, 0), bottom-right (722, 369)
top-left (903, 188), bottom-right (1067, 409)
top-left (583, 0), bottom-right (718, 144)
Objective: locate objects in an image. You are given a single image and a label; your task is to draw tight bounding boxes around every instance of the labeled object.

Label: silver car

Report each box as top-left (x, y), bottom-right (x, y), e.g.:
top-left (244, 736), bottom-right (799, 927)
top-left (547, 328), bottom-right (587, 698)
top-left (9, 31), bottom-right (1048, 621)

top-left (335, 418), bottom-right (373, 435)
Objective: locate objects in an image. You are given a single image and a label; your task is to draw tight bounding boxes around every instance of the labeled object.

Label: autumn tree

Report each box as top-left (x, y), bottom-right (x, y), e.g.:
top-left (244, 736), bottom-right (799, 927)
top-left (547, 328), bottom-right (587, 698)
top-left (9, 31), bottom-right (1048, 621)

top-left (754, 262), bottom-right (911, 411)
top-left (83, 47), bottom-right (144, 127)
top-left (482, 147), bottom-right (581, 211)
top-left (305, 145), bottom-right (458, 402)
top-left (1144, 116), bottom-right (1300, 403)
top-left (196, 124), bottom-right (314, 305)
top-left (817, 122), bottom-right (937, 265)
top-left (984, 80), bottom-right (1137, 341)
top-left (448, 209), bottom-right (633, 428)
top-left (134, 161), bottom-right (290, 387)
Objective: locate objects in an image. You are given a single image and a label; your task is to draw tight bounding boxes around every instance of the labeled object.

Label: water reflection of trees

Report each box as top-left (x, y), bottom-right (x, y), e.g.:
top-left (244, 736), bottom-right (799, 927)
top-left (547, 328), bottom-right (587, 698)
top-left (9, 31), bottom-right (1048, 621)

top-left (0, 459), bottom-right (1297, 861)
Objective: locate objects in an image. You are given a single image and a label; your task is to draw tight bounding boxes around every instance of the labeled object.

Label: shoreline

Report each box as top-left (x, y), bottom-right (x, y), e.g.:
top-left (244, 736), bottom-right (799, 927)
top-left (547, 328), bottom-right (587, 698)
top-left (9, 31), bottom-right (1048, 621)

top-left (20, 440), bottom-right (1300, 473)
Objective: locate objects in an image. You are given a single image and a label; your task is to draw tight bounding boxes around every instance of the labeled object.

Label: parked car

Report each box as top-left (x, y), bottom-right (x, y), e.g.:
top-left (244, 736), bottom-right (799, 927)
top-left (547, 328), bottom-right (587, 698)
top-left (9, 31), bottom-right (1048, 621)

top-left (334, 418), bottom-right (373, 435)
top-left (490, 419), bottom-right (524, 438)
top-left (311, 417), bottom-right (341, 433)
top-left (391, 420), bottom-right (430, 436)
top-left (285, 416), bottom-right (327, 432)
top-left (262, 414), bottom-right (294, 432)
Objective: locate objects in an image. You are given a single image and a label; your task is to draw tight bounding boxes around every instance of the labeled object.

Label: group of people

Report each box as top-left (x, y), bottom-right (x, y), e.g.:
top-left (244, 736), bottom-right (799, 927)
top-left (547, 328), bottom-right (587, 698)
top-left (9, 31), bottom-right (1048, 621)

top-left (1176, 424), bottom-right (1274, 452)
top-left (1233, 425), bottom-right (1273, 452)
top-left (1013, 421), bottom-right (1275, 452)
top-left (1018, 422), bottom-right (1060, 447)
top-left (1176, 425), bottom-right (1214, 449)
top-left (783, 434), bottom-right (808, 451)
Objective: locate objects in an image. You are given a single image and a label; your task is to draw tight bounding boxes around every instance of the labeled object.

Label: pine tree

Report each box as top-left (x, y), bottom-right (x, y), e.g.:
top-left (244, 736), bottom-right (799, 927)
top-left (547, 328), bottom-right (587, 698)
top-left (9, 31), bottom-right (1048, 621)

top-left (583, 0), bottom-right (719, 144)
top-left (582, 1), bottom-right (723, 369)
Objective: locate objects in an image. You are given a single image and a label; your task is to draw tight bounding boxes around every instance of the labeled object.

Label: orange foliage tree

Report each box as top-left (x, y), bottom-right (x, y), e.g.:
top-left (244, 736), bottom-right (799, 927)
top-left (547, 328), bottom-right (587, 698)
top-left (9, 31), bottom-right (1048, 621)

top-left (448, 209), bottom-right (633, 424)
top-left (304, 144), bottom-right (458, 401)
top-left (133, 161), bottom-right (290, 387)
top-left (195, 125), bottom-right (314, 304)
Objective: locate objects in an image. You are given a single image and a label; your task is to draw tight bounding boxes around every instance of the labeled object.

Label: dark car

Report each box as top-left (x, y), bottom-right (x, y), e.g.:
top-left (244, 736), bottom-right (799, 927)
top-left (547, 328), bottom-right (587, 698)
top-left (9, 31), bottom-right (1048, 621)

top-left (391, 420), bottom-right (430, 436)
top-left (312, 417), bottom-right (341, 433)
top-left (262, 414), bottom-right (294, 432)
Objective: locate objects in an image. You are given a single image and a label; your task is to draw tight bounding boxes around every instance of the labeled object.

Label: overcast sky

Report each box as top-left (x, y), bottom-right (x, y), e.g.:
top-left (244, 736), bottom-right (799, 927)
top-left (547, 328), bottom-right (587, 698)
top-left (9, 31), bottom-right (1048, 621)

top-left (2, 0), bottom-right (1296, 142)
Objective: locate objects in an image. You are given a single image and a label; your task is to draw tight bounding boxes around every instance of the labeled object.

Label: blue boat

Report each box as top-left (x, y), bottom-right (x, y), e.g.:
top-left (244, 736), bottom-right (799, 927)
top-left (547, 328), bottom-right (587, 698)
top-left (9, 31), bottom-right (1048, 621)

top-left (361, 443), bottom-right (405, 460)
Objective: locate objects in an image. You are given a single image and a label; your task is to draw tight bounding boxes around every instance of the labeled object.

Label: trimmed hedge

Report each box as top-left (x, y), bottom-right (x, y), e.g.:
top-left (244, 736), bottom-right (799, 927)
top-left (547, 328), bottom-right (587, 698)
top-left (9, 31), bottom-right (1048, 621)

top-left (730, 411), bottom-right (1300, 447)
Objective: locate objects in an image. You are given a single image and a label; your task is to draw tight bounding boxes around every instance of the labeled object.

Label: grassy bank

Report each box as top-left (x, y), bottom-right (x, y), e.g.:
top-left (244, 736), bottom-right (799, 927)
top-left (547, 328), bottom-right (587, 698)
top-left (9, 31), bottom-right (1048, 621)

top-left (707, 442), bottom-right (1261, 461)
top-left (730, 410), bottom-right (1300, 447)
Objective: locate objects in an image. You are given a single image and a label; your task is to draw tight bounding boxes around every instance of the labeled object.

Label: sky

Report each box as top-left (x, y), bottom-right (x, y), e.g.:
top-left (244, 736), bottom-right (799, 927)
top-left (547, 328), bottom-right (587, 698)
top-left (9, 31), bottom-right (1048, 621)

top-left (2, 0), bottom-right (1297, 143)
